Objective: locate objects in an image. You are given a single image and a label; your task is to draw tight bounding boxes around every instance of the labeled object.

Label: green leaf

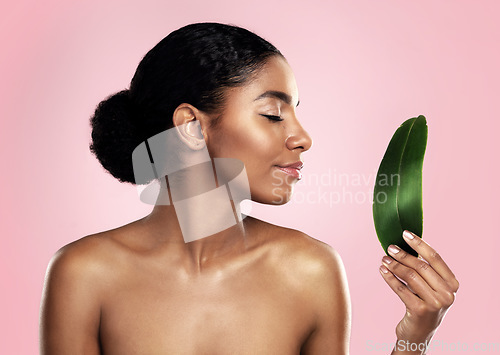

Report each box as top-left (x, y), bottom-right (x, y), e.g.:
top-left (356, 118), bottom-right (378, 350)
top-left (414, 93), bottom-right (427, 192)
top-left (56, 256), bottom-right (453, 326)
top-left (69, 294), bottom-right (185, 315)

top-left (373, 115), bottom-right (428, 256)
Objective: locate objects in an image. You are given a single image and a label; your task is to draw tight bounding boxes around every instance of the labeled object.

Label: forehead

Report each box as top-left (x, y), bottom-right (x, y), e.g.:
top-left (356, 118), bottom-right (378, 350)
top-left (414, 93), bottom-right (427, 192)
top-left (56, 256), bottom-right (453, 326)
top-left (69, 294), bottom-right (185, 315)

top-left (227, 56), bottom-right (299, 107)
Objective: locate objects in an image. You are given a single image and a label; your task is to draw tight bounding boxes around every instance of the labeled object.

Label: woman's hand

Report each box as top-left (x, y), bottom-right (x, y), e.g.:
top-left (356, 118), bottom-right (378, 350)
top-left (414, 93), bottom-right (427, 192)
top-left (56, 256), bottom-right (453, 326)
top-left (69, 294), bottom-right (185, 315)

top-left (379, 230), bottom-right (459, 353)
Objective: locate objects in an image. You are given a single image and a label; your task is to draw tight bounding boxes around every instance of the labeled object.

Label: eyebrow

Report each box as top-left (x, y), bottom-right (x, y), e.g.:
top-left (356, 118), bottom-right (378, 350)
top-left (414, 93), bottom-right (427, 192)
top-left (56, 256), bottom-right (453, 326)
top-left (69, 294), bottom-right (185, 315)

top-left (253, 90), bottom-right (300, 107)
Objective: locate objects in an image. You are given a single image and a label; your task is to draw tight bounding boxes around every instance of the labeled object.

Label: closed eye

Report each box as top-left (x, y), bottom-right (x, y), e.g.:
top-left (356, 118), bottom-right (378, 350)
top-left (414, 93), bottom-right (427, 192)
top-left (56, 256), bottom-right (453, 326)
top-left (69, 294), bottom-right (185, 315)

top-left (260, 114), bottom-right (284, 122)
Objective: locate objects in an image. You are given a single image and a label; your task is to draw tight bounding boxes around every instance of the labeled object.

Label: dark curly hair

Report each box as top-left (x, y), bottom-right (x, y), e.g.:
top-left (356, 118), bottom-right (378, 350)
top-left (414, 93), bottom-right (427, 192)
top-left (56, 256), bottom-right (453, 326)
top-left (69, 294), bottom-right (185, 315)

top-left (89, 22), bottom-right (283, 185)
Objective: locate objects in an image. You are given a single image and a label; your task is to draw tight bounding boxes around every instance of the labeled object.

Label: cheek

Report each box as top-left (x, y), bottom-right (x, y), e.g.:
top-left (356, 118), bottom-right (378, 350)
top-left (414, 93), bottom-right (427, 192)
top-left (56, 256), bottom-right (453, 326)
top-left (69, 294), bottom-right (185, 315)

top-left (241, 133), bottom-right (281, 186)
top-left (206, 119), bottom-right (291, 204)
top-left (212, 123), bottom-right (279, 165)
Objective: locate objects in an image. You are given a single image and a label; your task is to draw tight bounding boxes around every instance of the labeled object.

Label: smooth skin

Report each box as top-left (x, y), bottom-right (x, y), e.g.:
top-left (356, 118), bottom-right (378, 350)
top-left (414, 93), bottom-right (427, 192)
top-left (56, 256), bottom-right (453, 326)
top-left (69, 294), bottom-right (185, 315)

top-left (40, 56), bottom-right (457, 354)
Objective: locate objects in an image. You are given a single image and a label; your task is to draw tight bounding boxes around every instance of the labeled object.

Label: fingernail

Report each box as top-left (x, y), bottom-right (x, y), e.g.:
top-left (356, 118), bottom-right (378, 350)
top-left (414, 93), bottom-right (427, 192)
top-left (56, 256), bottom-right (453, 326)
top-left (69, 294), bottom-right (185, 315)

top-left (388, 245), bottom-right (400, 254)
top-left (382, 256), bottom-right (392, 264)
top-left (379, 265), bottom-right (389, 274)
top-left (403, 230), bottom-right (415, 240)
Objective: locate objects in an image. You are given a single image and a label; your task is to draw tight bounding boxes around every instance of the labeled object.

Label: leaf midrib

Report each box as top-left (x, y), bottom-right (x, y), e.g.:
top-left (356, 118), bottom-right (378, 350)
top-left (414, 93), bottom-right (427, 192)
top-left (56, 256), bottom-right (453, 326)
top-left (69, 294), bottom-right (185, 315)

top-left (395, 118), bottom-right (418, 231)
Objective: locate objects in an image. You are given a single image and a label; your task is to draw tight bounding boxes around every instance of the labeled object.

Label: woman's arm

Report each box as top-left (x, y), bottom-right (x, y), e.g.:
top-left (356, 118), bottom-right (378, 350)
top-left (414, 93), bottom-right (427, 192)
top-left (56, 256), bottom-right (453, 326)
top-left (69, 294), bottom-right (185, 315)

top-left (300, 245), bottom-right (351, 354)
top-left (379, 230), bottom-right (459, 355)
top-left (40, 241), bottom-right (103, 354)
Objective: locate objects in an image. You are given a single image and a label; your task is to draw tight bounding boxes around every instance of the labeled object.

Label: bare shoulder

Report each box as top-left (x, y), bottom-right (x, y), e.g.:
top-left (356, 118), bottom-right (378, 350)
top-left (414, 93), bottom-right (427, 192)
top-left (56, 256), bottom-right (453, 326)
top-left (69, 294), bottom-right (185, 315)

top-left (278, 228), bottom-right (350, 307)
top-left (47, 232), bottom-right (115, 276)
top-left (42, 232), bottom-right (123, 311)
top-left (253, 220), bottom-right (351, 353)
top-left (46, 218), bottom-right (146, 277)
top-left (40, 231), bottom-right (123, 354)
top-left (254, 218), bottom-right (346, 282)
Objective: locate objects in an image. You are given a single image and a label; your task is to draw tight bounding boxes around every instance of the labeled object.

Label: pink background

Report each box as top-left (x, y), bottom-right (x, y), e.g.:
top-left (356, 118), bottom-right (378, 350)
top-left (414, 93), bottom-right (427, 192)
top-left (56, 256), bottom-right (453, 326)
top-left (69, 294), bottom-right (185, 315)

top-left (1, 0), bottom-right (499, 353)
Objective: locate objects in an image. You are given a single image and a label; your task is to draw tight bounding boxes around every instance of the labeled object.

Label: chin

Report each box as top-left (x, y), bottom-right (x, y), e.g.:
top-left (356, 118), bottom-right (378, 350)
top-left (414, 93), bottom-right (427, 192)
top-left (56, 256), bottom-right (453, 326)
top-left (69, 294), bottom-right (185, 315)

top-left (251, 185), bottom-right (295, 205)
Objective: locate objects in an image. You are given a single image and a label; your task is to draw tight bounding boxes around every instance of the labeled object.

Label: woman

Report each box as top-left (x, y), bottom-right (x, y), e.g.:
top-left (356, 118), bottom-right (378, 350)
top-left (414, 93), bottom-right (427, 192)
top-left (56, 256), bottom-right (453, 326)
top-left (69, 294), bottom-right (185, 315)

top-left (40, 22), bottom-right (458, 354)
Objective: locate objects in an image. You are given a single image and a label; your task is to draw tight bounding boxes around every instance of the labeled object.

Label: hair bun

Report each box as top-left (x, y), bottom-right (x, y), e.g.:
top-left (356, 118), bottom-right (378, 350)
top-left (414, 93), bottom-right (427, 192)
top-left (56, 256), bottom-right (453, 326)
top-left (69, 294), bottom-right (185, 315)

top-left (89, 23), bottom-right (282, 185)
top-left (89, 89), bottom-right (142, 185)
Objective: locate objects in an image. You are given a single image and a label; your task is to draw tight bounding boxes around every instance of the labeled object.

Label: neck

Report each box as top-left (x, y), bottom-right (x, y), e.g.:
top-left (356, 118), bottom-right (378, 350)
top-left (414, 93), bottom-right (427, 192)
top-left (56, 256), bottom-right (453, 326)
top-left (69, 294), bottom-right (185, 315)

top-left (143, 203), bottom-right (250, 273)
top-left (140, 166), bottom-right (251, 272)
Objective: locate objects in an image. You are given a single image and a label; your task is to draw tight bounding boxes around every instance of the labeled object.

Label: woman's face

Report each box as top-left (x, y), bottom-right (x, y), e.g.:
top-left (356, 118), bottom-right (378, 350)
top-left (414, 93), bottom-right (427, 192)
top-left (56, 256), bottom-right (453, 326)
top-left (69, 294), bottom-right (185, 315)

top-left (205, 55), bottom-right (313, 205)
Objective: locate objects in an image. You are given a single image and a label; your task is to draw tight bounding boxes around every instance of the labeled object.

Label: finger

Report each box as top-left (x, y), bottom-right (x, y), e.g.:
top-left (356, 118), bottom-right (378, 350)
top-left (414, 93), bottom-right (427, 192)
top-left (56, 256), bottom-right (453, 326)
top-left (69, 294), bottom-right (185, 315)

top-left (402, 230), bottom-right (459, 292)
top-left (382, 253), bottom-right (438, 304)
top-left (386, 243), bottom-right (450, 293)
top-left (379, 264), bottom-right (424, 308)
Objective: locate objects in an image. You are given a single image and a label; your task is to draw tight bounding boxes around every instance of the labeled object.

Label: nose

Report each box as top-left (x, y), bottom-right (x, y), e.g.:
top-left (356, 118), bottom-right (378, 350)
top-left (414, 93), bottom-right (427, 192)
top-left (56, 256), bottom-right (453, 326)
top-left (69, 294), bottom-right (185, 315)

top-left (285, 119), bottom-right (313, 152)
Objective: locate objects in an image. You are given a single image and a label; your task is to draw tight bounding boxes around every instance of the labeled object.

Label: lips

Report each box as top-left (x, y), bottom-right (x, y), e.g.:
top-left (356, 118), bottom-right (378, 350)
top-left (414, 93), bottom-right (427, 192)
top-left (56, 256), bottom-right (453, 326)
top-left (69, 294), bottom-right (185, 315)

top-left (275, 161), bottom-right (303, 180)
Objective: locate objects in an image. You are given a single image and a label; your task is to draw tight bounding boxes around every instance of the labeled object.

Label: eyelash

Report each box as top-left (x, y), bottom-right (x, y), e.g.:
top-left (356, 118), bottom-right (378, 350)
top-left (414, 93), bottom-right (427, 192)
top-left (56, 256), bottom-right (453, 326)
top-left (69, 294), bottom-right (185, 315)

top-left (261, 114), bottom-right (284, 122)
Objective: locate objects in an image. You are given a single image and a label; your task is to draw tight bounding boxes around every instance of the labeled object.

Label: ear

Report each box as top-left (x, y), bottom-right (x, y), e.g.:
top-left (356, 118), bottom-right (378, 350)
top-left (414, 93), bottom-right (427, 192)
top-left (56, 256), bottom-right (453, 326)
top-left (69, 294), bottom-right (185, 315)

top-left (172, 104), bottom-right (207, 150)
